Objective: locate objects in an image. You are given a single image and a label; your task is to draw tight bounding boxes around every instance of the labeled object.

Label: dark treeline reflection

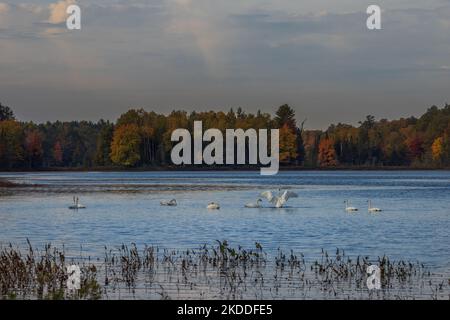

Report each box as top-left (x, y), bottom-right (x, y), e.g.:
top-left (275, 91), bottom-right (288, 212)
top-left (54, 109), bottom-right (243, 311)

top-left (1, 102), bottom-right (450, 169)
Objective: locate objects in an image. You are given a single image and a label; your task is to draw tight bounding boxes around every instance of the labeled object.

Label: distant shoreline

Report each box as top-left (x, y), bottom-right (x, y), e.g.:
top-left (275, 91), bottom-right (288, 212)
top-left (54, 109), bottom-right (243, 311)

top-left (1, 165), bottom-right (450, 173)
top-left (0, 178), bottom-right (20, 187)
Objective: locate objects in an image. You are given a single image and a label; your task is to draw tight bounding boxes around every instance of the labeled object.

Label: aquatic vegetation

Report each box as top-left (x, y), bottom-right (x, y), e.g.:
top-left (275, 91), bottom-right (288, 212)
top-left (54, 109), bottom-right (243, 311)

top-left (0, 240), bottom-right (101, 300)
top-left (0, 241), bottom-right (448, 300)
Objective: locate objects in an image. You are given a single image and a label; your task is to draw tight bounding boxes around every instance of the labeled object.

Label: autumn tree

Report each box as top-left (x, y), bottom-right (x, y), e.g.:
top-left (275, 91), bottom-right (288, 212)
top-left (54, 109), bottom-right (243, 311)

top-left (53, 141), bottom-right (63, 165)
top-left (64, 128), bottom-right (88, 167)
top-left (303, 130), bottom-right (320, 167)
top-left (0, 120), bottom-right (24, 168)
top-left (225, 108), bottom-right (236, 128)
top-left (327, 123), bottom-right (358, 165)
top-left (357, 115), bottom-right (376, 165)
top-left (94, 122), bottom-right (114, 166)
top-left (318, 137), bottom-right (337, 167)
top-left (116, 109), bottom-right (166, 164)
top-left (295, 122), bottom-right (306, 165)
top-left (116, 109), bottom-right (145, 127)
top-left (0, 103), bottom-right (22, 168)
top-left (0, 103), bottom-right (15, 121)
top-left (1, 103), bottom-right (450, 170)
top-left (275, 104), bottom-right (296, 130)
top-left (382, 131), bottom-right (408, 165)
top-left (163, 111), bottom-right (189, 157)
top-left (279, 124), bottom-right (297, 163)
top-left (110, 124), bottom-right (141, 166)
top-left (406, 136), bottom-right (425, 161)
top-left (24, 129), bottom-right (43, 168)
top-left (275, 104), bottom-right (300, 165)
top-left (431, 137), bottom-right (443, 162)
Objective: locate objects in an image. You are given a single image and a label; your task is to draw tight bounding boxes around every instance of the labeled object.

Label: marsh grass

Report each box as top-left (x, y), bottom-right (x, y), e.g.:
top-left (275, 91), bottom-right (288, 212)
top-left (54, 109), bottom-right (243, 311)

top-left (0, 239), bottom-right (101, 300)
top-left (0, 240), bottom-right (448, 300)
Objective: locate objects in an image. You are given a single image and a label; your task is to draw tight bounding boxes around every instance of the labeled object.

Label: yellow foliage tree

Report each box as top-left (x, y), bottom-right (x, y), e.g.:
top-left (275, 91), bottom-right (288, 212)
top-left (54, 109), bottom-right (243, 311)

top-left (318, 137), bottom-right (338, 167)
top-left (110, 124), bottom-right (141, 166)
top-left (279, 124), bottom-right (297, 162)
top-left (431, 137), bottom-right (443, 161)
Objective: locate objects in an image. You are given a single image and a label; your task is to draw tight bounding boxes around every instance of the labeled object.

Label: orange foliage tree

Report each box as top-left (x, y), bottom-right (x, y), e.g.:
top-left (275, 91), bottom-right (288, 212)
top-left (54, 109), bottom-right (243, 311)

top-left (318, 137), bottom-right (337, 167)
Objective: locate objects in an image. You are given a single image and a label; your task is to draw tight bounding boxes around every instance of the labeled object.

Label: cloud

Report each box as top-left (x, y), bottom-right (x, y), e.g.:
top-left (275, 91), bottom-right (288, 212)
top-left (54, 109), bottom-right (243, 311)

top-left (18, 3), bottom-right (44, 14)
top-left (0, 1), bottom-right (83, 38)
top-left (0, 2), bottom-right (10, 14)
top-left (165, 0), bottom-right (236, 76)
top-left (1, 0), bottom-right (450, 126)
top-left (47, 0), bottom-right (75, 24)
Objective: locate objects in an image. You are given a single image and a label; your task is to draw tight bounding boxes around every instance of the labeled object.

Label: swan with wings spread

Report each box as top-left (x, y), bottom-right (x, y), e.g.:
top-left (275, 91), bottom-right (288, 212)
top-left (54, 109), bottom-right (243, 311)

top-left (260, 190), bottom-right (299, 208)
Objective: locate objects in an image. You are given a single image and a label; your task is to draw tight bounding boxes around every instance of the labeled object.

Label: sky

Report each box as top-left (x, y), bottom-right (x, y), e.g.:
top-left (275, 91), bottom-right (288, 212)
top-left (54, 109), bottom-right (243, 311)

top-left (0, 0), bottom-right (449, 129)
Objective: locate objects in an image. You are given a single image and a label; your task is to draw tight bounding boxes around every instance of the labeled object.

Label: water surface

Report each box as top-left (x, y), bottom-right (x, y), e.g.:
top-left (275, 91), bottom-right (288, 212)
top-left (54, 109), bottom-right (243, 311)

top-left (1, 171), bottom-right (449, 272)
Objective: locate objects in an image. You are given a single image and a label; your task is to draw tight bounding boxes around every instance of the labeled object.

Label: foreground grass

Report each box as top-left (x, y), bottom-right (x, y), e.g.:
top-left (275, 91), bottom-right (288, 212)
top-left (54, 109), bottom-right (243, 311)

top-left (1, 240), bottom-right (448, 300)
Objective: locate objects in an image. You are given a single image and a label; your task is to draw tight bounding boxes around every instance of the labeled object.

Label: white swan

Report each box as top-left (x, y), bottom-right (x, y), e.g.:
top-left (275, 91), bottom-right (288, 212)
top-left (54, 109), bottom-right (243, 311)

top-left (207, 202), bottom-right (220, 210)
top-left (261, 190), bottom-right (298, 208)
top-left (344, 200), bottom-right (358, 212)
top-left (245, 199), bottom-right (262, 208)
top-left (368, 200), bottom-right (382, 212)
top-left (160, 199), bottom-right (177, 206)
top-left (69, 196), bottom-right (86, 209)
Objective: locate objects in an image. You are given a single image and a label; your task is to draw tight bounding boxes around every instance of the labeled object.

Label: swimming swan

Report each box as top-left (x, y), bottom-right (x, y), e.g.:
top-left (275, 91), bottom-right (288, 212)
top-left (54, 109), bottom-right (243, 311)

top-left (344, 200), bottom-right (358, 212)
top-left (160, 199), bottom-right (177, 206)
top-left (207, 202), bottom-right (220, 210)
top-left (245, 199), bottom-right (263, 208)
top-left (69, 196), bottom-right (86, 209)
top-left (261, 190), bottom-right (298, 208)
top-left (368, 200), bottom-right (382, 212)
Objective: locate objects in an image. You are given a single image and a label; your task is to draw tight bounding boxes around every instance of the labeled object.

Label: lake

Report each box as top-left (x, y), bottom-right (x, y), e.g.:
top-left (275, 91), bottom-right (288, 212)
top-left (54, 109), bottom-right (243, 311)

top-left (1, 170), bottom-right (449, 270)
top-left (1, 170), bottom-right (450, 299)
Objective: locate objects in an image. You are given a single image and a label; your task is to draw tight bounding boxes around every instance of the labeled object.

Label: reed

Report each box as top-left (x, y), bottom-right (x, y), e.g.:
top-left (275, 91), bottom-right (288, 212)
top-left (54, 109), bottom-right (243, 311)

top-left (0, 240), bottom-right (448, 300)
top-left (0, 240), bottom-right (101, 299)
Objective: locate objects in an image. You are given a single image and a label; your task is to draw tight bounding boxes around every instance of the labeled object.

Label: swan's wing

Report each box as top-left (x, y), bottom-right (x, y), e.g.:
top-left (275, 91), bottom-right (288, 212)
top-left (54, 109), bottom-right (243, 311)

top-left (260, 191), bottom-right (274, 202)
top-left (281, 190), bottom-right (298, 201)
top-left (261, 191), bottom-right (279, 204)
top-left (287, 191), bottom-right (299, 198)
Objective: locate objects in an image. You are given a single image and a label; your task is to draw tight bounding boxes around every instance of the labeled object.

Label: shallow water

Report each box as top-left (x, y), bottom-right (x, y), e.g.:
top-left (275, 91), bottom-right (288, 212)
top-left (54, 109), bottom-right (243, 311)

top-left (0, 170), bottom-right (449, 273)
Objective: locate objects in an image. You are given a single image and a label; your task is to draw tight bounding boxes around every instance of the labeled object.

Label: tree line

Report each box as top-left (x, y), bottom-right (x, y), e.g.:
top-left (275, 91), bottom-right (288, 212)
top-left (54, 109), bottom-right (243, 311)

top-left (1, 102), bottom-right (450, 170)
